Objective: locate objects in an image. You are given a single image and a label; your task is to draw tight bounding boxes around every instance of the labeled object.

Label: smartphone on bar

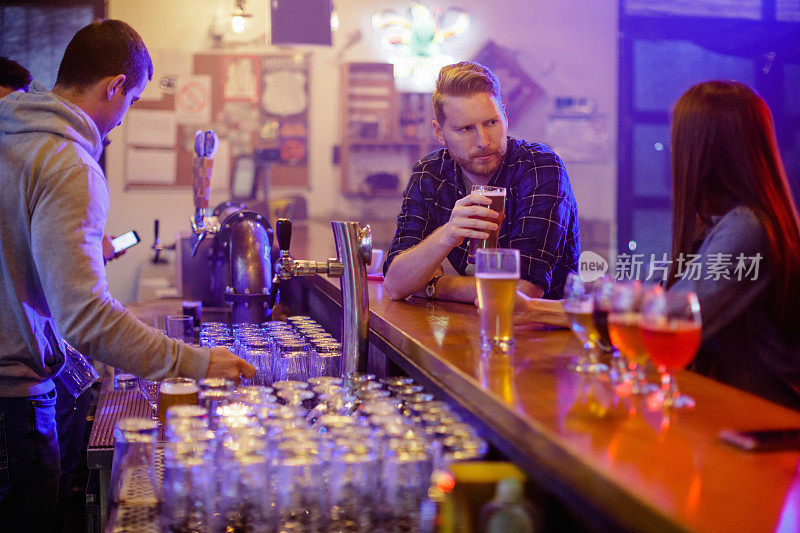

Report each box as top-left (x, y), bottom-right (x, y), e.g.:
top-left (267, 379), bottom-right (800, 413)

top-left (719, 428), bottom-right (800, 451)
top-left (111, 230), bottom-right (140, 254)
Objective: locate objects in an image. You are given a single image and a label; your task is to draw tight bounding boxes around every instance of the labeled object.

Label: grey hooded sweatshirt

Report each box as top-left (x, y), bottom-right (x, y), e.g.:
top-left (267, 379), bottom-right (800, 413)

top-left (0, 82), bottom-right (210, 397)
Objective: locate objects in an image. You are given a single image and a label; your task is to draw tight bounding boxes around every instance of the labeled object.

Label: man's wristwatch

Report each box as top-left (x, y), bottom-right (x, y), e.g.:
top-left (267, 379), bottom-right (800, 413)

top-left (425, 274), bottom-right (444, 300)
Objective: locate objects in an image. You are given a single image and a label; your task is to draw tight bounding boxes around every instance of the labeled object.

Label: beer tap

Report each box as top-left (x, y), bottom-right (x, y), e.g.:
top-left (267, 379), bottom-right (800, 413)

top-left (150, 219), bottom-right (174, 263)
top-left (268, 218), bottom-right (373, 375)
top-left (190, 130), bottom-right (219, 257)
top-left (151, 219), bottom-right (164, 263)
top-left (269, 219), bottom-right (344, 308)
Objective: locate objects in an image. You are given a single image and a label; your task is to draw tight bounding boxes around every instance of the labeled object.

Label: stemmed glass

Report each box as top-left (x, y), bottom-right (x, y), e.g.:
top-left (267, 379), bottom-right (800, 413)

top-left (138, 377), bottom-right (160, 422)
top-left (640, 287), bottom-right (702, 409)
top-left (563, 272), bottom-right (609, 374)
top-left (608, 281), bottom-right (656, 396)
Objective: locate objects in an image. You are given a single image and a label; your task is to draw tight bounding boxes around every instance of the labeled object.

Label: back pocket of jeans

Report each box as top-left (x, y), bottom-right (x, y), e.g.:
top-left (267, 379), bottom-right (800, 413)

top-left (0, 414), bottom-right (8, 484)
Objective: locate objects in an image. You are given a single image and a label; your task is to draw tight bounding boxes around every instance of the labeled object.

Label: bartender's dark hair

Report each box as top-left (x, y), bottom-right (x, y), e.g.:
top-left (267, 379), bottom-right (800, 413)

top-left (433, 61), bottom-right (502, 125)
top-left (0, 57), bottom-right (32, 91)
top-left (668, 80), bottom-right (800, 338)
top-left (55, 19), bottom-right (153, 94)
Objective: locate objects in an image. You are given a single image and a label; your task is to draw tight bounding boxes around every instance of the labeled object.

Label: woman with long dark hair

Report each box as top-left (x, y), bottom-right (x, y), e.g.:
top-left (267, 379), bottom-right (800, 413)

top-left (518, 80), bottom-right (800, 409)
top-left (665, 80), bottom-right (800, 409)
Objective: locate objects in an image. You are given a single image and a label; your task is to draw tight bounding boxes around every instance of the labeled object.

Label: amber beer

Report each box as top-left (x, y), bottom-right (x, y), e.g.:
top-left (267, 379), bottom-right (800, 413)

top-left (468, 186), bottom-right (506, 263)
top-left (158, 378), bottom-right (199, 425)
top-left (475, 248), bottom-right (520, 350)
top-left (477, 273), bottom-right (518, 345)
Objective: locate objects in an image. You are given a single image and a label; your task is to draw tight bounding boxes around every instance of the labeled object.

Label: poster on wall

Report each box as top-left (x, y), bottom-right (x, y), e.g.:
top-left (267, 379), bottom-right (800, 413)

top-left (473, 41), bottom-right (545, 125)
top-left (259, 55), bottom-right (309, 187)
top-left (123, 51), bottom-right (310, 191)
top-left (175, 75), bottom-right (212, 125)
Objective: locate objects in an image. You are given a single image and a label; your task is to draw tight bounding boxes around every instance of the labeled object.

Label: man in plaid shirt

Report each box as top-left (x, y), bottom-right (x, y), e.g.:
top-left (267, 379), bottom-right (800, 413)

top-left (383, 61), bottom-right (580, 303)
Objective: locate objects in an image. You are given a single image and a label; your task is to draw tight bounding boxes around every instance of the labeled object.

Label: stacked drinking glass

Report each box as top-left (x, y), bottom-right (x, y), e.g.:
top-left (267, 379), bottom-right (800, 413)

top-left (157, 364), bottom-right (487, 532)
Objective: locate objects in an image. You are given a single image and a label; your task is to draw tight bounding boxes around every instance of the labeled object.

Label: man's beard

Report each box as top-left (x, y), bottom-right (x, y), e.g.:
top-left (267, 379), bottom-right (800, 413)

top-left (452, 144), bottom-right (507, 179)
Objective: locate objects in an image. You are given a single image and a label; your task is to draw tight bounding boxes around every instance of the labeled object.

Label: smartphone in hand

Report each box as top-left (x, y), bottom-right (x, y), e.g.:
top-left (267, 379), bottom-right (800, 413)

top-left (111, 230), bottom-right (140, 254)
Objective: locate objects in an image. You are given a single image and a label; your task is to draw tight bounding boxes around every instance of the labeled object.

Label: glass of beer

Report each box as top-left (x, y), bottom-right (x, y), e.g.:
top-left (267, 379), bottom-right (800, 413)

top-left (475, 248), bottom-right (519, 351)
top-left (468, 185), bottom-right (506, 263)
top-left (158, 377), bottom-right (200, 425)
top-left (640, 287), bottom-right (702, 409)
top-left (563, 273), bottom-right (609, 374)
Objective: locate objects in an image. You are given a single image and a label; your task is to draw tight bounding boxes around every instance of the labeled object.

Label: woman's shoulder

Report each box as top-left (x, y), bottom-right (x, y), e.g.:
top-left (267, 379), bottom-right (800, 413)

top-left (697, 206), bottom-right (766, 258)
top-left (712, 206), bottom-right (764, 238)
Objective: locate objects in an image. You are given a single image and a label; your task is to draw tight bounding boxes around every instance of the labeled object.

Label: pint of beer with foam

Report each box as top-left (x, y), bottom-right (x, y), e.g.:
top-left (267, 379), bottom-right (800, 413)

top-left (158, 378), bottom-right (200, 425)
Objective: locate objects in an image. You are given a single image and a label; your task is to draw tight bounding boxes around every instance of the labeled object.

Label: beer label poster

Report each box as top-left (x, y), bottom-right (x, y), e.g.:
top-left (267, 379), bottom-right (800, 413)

top-left (123, 51), bottom-right (310, 190)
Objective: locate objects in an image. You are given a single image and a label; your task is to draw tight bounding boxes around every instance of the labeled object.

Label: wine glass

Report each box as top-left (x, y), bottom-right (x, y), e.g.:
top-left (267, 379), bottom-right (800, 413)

top-left (640, 287), bottom-right (702, 409)
top-left (563, 272), bottom-right (609, 374)
top-left (608, 281), bottom-right (656, 396)
top-left (137, 377), bottom-right (160, 422)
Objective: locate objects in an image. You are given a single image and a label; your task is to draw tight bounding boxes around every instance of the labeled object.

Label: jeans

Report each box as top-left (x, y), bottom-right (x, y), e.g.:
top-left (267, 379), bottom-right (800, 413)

top-left (55, 378), bottom-right (93, 532)
top-left (0, 389), bottom-right (60, 531)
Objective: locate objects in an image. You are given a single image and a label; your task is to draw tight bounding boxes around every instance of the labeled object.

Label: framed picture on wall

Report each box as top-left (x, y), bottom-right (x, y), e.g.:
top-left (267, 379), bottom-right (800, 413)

top-left (473, 40), bottom-right (545, 125)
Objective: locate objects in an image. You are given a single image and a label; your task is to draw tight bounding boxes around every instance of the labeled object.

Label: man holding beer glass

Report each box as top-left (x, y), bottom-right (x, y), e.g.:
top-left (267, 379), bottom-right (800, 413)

top-left (383, 61), bottom-right (580, 304)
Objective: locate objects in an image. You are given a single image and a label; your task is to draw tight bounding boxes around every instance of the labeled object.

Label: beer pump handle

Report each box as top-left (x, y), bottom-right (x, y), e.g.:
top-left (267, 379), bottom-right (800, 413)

top-left (152, 219), bottom-right (162, 263)
top-left (276, 218), bottom-right (292, 253)
top-left (268, 218), bottom-right (292, 310)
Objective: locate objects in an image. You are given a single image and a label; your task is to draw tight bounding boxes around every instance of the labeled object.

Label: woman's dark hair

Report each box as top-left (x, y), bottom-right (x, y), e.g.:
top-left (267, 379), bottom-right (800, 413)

top-left (668, 80), bottom-right (800, 337)
top-left (55, 19), bottom-right (152, 94)
top-left (0, 57), bottom-right (32, 91)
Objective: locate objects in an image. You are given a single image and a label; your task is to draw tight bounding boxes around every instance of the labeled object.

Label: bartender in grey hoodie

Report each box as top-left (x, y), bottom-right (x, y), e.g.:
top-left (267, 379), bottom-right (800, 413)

top-left (0, 20), bottom-right (255, 529)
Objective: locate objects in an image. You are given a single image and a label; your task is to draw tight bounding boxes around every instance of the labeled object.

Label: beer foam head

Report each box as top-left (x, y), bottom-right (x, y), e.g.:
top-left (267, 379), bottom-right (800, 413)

top-left (475, 272), bottom-right (519, 279)
top-left (472, 185), bottom-right (506, 196)
top-left (160, 379), bottom-right (199, 395)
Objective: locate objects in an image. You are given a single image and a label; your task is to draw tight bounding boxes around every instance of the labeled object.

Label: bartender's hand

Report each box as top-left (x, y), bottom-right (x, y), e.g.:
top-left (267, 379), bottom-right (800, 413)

top-left (441, 193), bottom-right (498, 248)
top-left (206, 347), bottom-right (256, 383)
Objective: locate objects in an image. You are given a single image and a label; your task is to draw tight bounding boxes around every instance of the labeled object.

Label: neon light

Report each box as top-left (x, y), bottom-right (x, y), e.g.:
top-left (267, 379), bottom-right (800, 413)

top-left (372, 1), bottom-right (469, 57)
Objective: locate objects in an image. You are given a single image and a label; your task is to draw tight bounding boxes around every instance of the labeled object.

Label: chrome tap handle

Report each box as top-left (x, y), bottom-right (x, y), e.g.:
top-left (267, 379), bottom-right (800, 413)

top-left (290, 259), bottom-right (345, 278)
top-left (326, 258), bottom-right (345, 278)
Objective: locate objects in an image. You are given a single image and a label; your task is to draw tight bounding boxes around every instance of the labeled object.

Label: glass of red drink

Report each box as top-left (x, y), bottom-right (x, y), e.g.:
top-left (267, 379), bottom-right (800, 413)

top-left (608, 281), bottom-right (657, 396)
top-left (640, 287), bottom-right (702, 409)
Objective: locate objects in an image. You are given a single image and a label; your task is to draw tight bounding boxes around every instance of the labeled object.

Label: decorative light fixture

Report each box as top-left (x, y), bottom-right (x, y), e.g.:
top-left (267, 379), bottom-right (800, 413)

top-left (372, 1), bottom-right (470, 92)
top-left (231, 0), bottom-right (252, 34)
top-left (372, 2), bottom-right (469, 57)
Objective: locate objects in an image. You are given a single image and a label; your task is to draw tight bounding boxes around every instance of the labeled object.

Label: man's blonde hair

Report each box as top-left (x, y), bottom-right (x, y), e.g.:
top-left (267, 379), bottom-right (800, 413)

top-left (432, 61), bottom-right (502, 125)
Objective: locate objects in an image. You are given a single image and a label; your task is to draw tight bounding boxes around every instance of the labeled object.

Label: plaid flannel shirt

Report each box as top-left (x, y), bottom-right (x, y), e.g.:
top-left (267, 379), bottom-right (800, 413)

top-left (384, 137), bottom-right (580, 299)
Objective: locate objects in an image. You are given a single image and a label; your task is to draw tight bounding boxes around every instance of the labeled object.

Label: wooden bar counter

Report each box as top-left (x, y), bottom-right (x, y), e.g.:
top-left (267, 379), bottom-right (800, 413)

top-left (283, 221), bottom-right (800, 533)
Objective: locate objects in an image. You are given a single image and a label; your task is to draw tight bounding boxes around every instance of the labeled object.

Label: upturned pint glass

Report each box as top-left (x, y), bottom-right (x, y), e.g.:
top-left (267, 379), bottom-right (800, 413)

top-left (468, 185), bottom-right (506, 263)
top-left (475, 248), bottom-right (520, 350)
top-left (158, 377), bottom-right (200, 425)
